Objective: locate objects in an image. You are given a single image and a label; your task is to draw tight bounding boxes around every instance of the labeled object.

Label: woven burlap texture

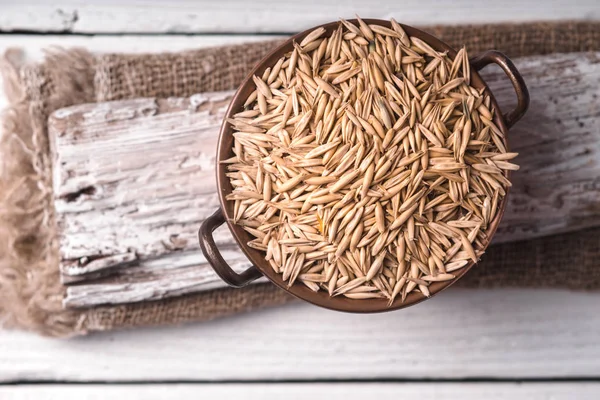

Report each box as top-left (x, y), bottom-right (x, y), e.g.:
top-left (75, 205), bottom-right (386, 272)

top-left (1, 22), bottom-right (599, 337)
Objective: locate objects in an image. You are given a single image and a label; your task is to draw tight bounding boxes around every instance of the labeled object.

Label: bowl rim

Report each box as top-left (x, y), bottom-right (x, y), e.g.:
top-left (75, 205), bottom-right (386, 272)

top-left (215, 18), bottom-right (511, 313)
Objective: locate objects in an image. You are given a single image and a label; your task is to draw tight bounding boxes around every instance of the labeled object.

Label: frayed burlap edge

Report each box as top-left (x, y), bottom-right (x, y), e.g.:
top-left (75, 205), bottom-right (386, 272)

top-left (0, 47), bottom-right (95, 336)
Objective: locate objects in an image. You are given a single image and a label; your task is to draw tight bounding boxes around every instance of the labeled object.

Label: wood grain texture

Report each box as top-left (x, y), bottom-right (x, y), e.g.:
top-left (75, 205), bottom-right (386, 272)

top-left (51, 94), bottom-right (232, 263)
top-left (1, 289), bottom-right (600, 381)
top-left (2, 1), bottom-right (599, 33)
top-left (51, 52), bottom-right (600, 308)
top-left (1, 383), bottom-right (599, 400)
top-left (49, 94), bottom-right (266, 307)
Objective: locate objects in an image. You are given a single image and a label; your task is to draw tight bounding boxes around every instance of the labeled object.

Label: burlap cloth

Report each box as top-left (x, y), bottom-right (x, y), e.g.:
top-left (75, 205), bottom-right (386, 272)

top-left (1, 22), bottom-right (599, 337)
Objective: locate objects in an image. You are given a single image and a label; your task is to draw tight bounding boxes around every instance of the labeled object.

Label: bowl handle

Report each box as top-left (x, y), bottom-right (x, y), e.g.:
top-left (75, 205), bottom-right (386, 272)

top-left (470, 50), bottom-right (530, 129)
top-left (198, 209), bottom-right (263, 288)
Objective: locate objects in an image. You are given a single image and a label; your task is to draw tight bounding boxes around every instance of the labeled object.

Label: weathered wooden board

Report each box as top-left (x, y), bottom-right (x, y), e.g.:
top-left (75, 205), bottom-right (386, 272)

top-left (2, 1), bottom-right (599, 33)
top-left (49, 94), bottom-right (266, 307)
top-left (52, 94), bottom-right (234, 262)
top-left (50, 52), bottom-right (600, 308)
top-left (2, 290), bottom-right (600, 381)
top-left (2, 383), bottom-right (600, 400)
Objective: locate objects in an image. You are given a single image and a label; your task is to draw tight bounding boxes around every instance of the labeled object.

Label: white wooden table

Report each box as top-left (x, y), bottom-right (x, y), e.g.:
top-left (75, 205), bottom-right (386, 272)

top-left (1, 2), bottom-right (600, 399)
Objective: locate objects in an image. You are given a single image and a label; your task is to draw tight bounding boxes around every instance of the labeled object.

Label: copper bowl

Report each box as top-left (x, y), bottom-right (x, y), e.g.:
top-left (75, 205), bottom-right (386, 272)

top-left (199, 19), bottom-right (529, 313)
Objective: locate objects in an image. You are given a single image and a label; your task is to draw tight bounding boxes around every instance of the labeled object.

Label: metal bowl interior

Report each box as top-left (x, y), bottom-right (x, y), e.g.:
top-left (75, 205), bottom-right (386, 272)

top-left (216, 19), bottom-right (510, 313)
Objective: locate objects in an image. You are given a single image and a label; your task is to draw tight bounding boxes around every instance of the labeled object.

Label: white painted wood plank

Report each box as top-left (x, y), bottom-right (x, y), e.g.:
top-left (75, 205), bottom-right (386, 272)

top-left (1, 289), bottom-right (600, 381)
top-left (1, 383), bottom-right (599, 400)
top-left (3, 1), bottom-right (600, 33)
